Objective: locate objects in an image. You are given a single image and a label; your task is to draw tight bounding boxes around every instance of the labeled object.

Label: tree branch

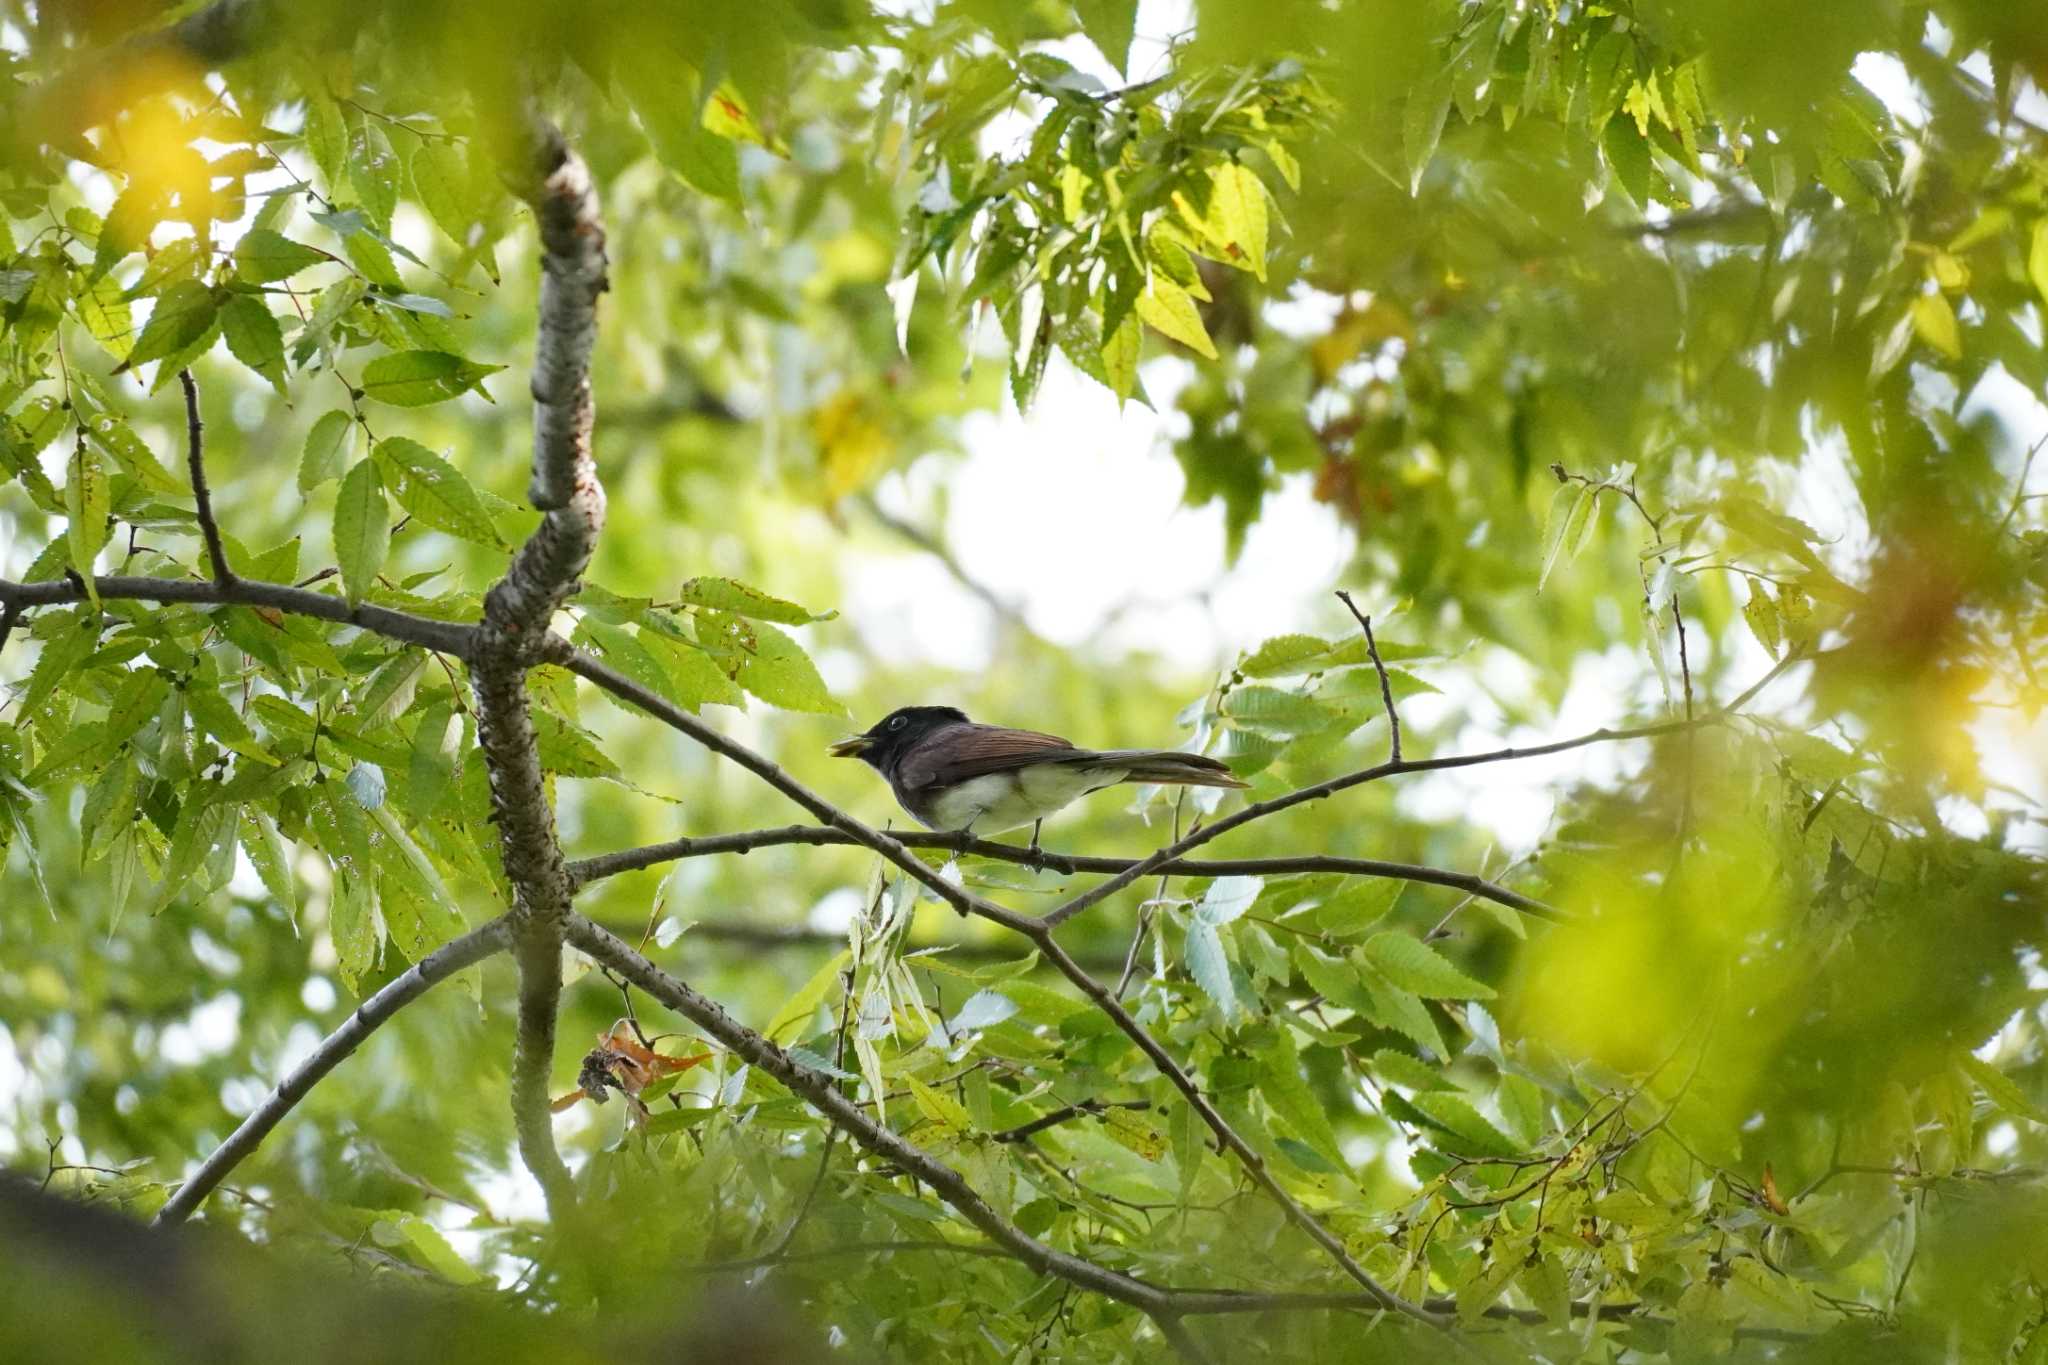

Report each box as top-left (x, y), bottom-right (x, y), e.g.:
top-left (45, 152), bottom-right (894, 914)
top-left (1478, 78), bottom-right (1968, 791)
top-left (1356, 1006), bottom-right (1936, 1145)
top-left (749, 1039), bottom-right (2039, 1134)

top-left (466, 109), bottom-right (610, 1220)
top-left (1037, 651), bottom-right (1802, 931)
top-left (1334, 590), bottom-right (1399, 762)
top-left (177, 370), bottom-right (234, 586)
top-left (153, 917), bottom-right (509, 1226)
top-left (0, 574), bottom-right (475, 657)
top-left (566, 826), bottom-right (1566, 924)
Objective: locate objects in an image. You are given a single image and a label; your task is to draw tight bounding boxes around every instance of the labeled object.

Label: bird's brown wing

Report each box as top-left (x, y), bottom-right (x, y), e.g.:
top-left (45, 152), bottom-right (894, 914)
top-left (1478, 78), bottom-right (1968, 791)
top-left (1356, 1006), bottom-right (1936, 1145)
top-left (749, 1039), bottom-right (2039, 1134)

top-left (896, 723), bottom-right (1079, 790)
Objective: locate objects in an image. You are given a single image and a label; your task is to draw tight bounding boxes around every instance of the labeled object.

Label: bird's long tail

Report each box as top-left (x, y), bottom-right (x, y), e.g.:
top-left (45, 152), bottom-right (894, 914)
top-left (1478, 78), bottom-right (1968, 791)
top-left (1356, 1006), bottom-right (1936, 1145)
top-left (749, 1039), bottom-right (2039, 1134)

top-left (1088, 750), bottom-right (1249, 789)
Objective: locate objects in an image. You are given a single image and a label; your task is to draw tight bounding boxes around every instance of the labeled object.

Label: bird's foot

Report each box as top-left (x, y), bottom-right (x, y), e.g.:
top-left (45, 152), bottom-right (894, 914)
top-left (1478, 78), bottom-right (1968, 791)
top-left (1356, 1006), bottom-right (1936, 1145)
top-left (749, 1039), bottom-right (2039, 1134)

top-left (1025, 820), bottom-right (1048, 875)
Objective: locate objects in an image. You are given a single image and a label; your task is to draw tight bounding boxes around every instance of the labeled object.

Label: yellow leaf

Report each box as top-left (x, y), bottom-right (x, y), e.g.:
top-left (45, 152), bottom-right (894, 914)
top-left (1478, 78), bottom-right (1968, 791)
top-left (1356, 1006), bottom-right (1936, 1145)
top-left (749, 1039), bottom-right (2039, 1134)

top-left (1909, 292), bottom-right (1961, 360)
top-left (1207, 162), bottom-right (1269, 280)
top-left (811, 390), bottom-right (892, 499)
top-left (2029, 218), bottom-right (2048, 308)
top-left (905, 1074), bottom-right (973, 1138)
top-left (1100, 307), bottom-right (1140, 403)
top-left (1060, 163), bottom-right (1088, 223)
top-left (1136, 274), bottom-right (1218, 360)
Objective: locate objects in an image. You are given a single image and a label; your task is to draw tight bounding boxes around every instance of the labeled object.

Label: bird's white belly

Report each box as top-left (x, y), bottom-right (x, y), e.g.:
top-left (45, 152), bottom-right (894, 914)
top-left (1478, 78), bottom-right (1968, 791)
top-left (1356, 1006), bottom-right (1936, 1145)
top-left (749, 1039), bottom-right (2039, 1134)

top-left (924, 766), bottom-right (1128, 833)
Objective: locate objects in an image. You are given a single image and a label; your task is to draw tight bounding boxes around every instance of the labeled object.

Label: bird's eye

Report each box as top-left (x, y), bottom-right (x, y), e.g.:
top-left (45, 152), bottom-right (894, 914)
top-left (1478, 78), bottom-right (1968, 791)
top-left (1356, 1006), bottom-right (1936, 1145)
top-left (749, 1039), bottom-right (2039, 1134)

top-left (888, 716), bottom-right (907, 731)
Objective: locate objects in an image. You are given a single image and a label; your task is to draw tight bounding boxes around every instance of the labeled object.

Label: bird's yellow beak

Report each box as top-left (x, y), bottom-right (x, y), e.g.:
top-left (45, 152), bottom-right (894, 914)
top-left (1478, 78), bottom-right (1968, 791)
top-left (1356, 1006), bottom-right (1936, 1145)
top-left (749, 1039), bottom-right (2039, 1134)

top-left (828, 735), bottom-right (872, 757)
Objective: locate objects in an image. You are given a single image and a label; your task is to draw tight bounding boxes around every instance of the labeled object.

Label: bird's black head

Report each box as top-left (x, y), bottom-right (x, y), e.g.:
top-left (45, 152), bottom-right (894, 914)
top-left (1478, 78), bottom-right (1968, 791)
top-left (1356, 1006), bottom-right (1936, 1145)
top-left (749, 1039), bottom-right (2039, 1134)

top-left (829, 705), bottom-right (971, 774)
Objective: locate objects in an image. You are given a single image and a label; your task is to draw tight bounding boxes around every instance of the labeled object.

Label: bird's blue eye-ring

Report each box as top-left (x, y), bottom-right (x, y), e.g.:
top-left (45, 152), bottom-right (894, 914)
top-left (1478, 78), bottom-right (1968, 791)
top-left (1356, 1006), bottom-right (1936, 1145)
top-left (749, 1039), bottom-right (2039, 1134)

top-left (888, 716), bottom-right (907, 731)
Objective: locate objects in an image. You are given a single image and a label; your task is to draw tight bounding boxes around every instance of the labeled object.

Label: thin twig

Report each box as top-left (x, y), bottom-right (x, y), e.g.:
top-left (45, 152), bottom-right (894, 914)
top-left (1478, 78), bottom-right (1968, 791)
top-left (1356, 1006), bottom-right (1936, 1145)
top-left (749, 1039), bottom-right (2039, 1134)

top-left (567, 830), bottom-right (1565, 925)
top-left (154, 918), bottom-right (510, 1226)
top-left (1035, 649), bottom-right (1803, 932)
top-left (1335, 590), bottom-right (1400, 761)
top-left (178, 369), bottom-right (234, 585)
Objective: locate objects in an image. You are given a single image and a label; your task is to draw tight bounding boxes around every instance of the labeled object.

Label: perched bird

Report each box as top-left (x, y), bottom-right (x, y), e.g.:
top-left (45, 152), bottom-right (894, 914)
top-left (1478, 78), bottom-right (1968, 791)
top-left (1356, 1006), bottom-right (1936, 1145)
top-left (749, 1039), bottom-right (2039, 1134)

top-left (830, 705), bottom-right (1247, 843)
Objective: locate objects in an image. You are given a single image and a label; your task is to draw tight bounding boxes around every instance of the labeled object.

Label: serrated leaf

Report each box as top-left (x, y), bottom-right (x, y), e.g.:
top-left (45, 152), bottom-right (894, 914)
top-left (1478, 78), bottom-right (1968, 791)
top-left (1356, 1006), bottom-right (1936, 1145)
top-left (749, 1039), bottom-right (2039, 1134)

top-left (1960, 1054), bottom-right (2048, 1124)
top-left (1195, 875), bottom-right (1262, 926)
top-left (408, 141), bottom-right (475, 248)
top-left (299, 410), bottom-right (355, 491)
top-left (241, 809), bottom-right (298, 929)
top-left (1313, 881), bottom-right (1401, 936)
top-left (329, 869), bottom-right (378, 996)
top-left (121, 280), bottom-right (217, 373)
top-left (77, 273), bottom-right (134, 362)
top-left (1184, 921), bottom-right (1236, 1020)
top-left (1257, 1029), bottom-right (1345, 1169)
top-left (1408, 1091), bottom-right (1519, 1156)
top-left (677, 577), bottom-right (833, 624)
top-left (1403, 75), bottom-right (1453, 195)
top-left (233, 229), bottom-right (331, 283)
top-left (948, 988), bottom-right (1018, 1034)
top-left (1742, 588), bottom-right (1782, 657)
top-left (718, 616), bottom-right (845, 716)
top-left (1100, 1105), bottom-right (1168, 1161)
top-left (1364, 932), bottom-right (1493, 999)
top-left (64, 440), bottom-right (109, 595)
top-left (1207, 162), bottom-right (1268, 280)
top-left (1135, 274), bottom-right (1218, 360)
top-left (333, 458), bottom-right (390, 606)
top-left (372, 437), bottom-right (501, 546)
top-left (1371, 1048), bottom-right (1454, 1092)
top-left (905, 1074), bottom-right (973, 1138)
top-left (359, 350), bottom-right (503, 406)
top-left (349, 122), bottom-right (400, 231)
top-left (220, 295), bottom-right (286, 393)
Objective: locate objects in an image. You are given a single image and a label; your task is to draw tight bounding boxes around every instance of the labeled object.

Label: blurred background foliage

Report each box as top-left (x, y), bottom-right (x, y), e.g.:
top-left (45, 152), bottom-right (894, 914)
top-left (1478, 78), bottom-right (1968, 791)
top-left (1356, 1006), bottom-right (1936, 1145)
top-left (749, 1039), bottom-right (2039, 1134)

top-left (2, 0), bottom-right (2046, 1359)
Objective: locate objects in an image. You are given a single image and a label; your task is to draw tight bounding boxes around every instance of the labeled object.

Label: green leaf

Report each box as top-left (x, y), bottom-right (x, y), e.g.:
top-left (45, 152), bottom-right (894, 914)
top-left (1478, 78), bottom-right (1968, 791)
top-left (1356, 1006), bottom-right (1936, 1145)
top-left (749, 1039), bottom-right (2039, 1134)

top-left (1257, 1029), bottom-right (1345, 1169)
top-left (1536, 485), bottom-right (1586, 592)
top-left (1184, 921), bottom-right (1237, 1020)
top-left (372, 437), bottom-right (502, 546)
top-left (240, 809), bottom-right (298, 929)
top-left (121, 281), bottom-right (218, 373)
top-left (767, 949), bottom-right (851, 1043)
top-left (1403, 74), bottom-right (1453, 195)
top-left (626, 62), bottom-right (744, 208)
top-left (333, 458), bottom-right (391, 606)
top-left (302, 93), bottom-right (346, 187)
top-left (1100, 1106), bottom-right (1169, 1161)
top-left (1364, 932), bottom-right (1494, 999)
top-left (1960, 1054), bottom-right (2048, 1125)
top-left (676, 576), bottom-right (834, 624)
top-left (1195, 875), bottom-right (1262, 926)
top-left (1073, 0), bottom-right (1138, 74)
top-left (349, 122), bottom-right (401, 232)
top-left (233, 229), bottom-right (331, 283)
top-left (1742, 587), bottom-right (1782, 658)
top-left (905, 1074), bottom-right (974, 1139)
top-left (397, 1215), bottom-right (481, 1285)
top-left (64, 439), bottom-right (109, 595)
top-left (1135, 274), bottom-right (1218, 360)
top-left (220, 295), bottom-right (286, 393)
top-left (408, 142), bottom-right (477, 249)
top-left (700, 613), bottom-right (844, 715)
top-left (330, 869), bottom-right (378, 996)
top-left (1100, 307), bottom-right (1141, 403)
top-left (1360, 969), bottom-right (1446, 1056)
top-left (1371, 1048), bottom-right (1455, 1092)
top-left (638, 627), bottom-right (747, 711)
top-left (299, 410), bottom-right (356, 492)
top-left (1407, 1091), bottom-right (1520, 1156)
top-left (359, 350), bottom-right (504, 406)
top-left (1313, 881), bottom-right (1401, 936)
top-left (76, 274), bottom-right (134, 362)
